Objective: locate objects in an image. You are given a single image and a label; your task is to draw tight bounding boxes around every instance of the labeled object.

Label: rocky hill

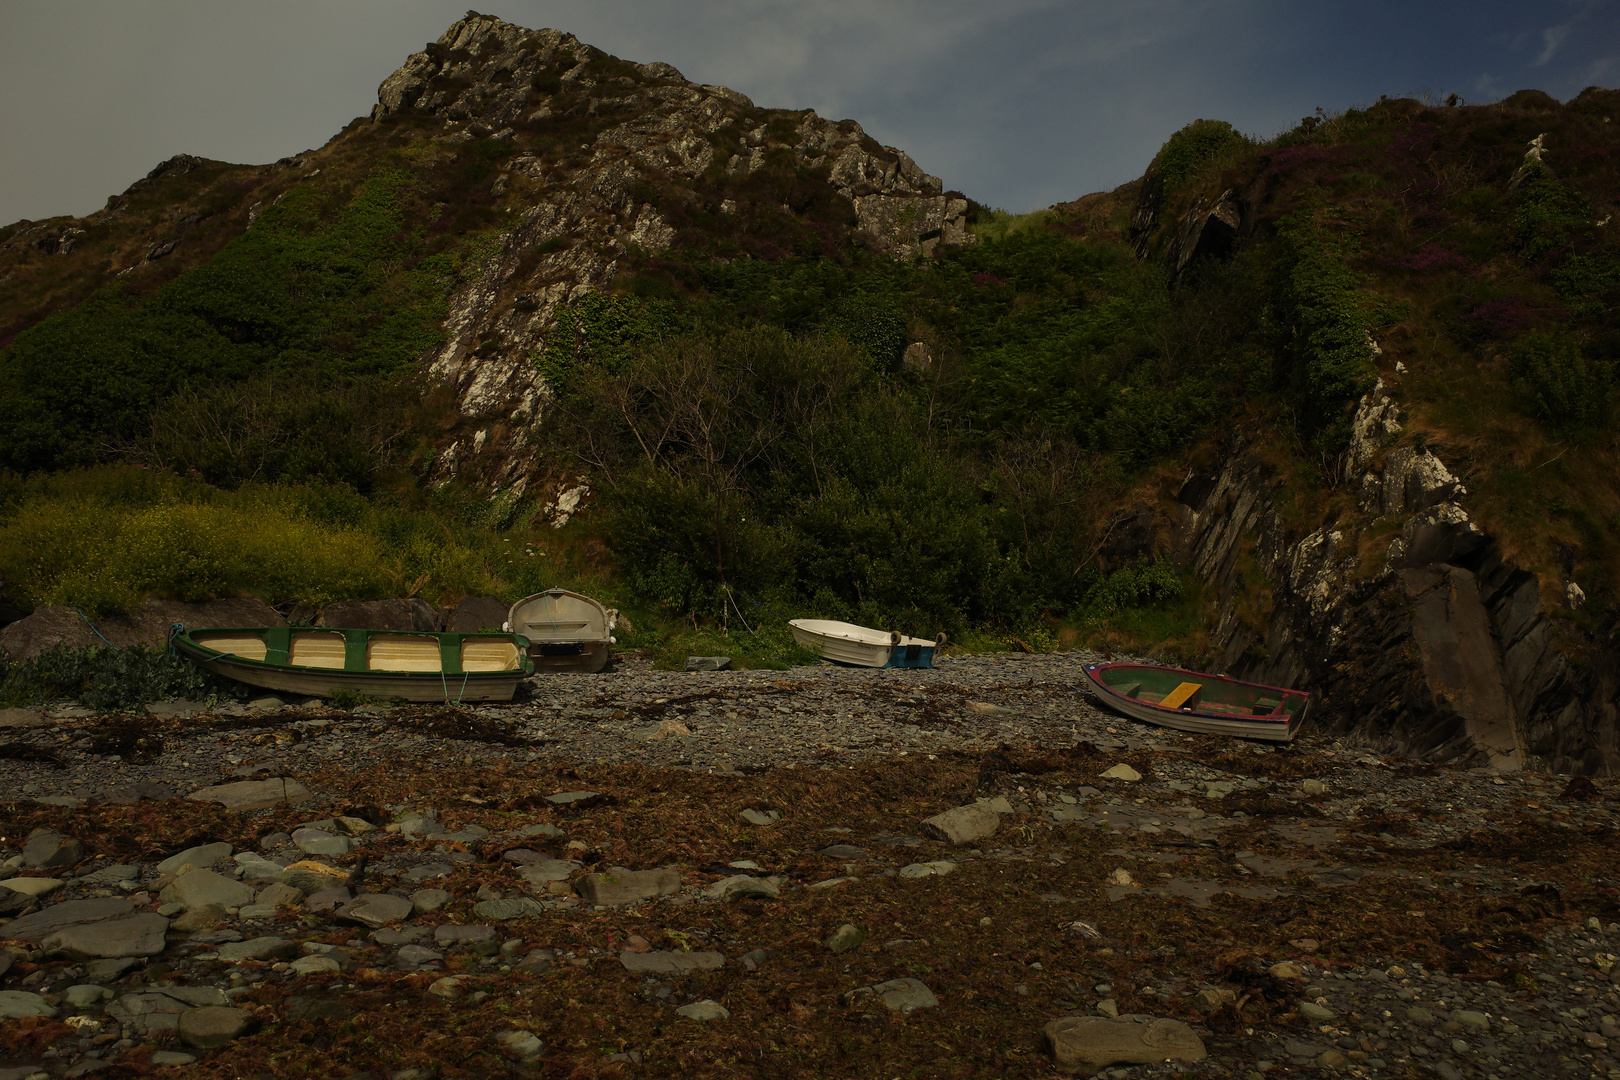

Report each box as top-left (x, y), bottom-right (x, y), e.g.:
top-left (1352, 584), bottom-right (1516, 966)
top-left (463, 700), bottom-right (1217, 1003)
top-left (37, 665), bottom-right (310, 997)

top-left (1, 15), bottom-right (1618, 775)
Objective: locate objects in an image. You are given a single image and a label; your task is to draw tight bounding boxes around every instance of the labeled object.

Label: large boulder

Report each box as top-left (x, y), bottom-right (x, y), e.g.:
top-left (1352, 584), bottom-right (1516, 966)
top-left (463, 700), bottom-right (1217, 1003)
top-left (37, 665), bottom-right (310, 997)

top-left (316, 598), bottom-right (439, 631)
top-left (0, 597), bottom-right (284, 662)
top-left (446, 595), bottom-right (509, 633)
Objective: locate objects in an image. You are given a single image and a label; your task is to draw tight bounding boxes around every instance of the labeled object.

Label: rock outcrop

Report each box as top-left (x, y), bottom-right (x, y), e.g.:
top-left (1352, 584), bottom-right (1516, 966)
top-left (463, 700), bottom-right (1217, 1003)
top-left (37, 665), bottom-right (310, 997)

top-left (0, 598), bottom-right (284, 662)
top-left (368, 13), bottom-right (972, 490)
top-left (1160, 381), bottom-right (1618, 774)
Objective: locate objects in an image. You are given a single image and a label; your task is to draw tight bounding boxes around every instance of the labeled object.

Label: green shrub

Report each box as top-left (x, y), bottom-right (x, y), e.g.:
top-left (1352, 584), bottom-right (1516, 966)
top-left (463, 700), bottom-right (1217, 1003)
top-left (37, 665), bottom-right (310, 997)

top-left (1153, 120), bottom-right (1249, 193)
top-left (0, 642), bottom-right (239, 709)
top-left (1513, 164), bottom-right (1592, 259)
top-left (1508, 331), bottom-right (1615, 431)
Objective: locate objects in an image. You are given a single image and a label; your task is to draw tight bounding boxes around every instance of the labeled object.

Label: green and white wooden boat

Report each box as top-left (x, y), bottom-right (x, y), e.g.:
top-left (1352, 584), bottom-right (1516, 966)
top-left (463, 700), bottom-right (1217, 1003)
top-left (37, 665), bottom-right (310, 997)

top-left (1082, 662), bottom-right (1309, 742)
top-left (174, 626), bottom-right (534, 702)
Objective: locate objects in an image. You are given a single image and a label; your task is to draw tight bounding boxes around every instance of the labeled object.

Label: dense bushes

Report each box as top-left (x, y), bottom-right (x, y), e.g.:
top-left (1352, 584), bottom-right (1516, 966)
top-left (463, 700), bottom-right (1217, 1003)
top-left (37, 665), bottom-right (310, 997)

top-left (1508, 331), bottom-right (1615, 432)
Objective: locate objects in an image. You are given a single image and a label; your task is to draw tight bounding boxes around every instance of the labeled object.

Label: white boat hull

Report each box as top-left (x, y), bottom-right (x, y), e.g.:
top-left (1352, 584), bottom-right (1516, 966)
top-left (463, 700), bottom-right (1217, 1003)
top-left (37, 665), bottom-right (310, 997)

top-left (789, 620), bottom-right (940, 669)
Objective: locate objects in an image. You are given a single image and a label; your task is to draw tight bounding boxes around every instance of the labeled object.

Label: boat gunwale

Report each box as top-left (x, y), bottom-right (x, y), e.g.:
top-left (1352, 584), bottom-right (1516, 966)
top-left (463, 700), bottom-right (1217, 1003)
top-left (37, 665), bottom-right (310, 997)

top-left (1082, 661), bottom-right (1305, 727)
top-left (177, 626), bottom-right (535, 678)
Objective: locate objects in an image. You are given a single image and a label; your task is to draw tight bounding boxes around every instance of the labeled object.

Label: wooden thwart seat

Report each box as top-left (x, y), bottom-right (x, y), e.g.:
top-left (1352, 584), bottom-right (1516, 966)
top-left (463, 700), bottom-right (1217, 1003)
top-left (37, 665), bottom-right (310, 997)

top-left (1159, 682), bottom-right (1203, 710)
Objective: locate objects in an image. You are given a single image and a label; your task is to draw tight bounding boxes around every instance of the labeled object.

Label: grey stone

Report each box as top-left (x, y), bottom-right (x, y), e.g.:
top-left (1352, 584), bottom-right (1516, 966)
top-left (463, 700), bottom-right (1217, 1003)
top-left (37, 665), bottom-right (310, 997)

top-left (401, 861), bottom-right (453, 883)
top-left (0, 706), bottom-right (49, 728)
top-left (620, 950), bottom-right (725, 973)
top-left (495, 1029), bottom-right (545, 1061)
top-left (707, 874), bottom-right (780, 901)
top-left (83, 957), bottom-right (137, 982)
top-left (177, 1005), bottom-right (257, 1048)
top-left (684, 656), bottom-right (731, 671)
top-left (740, 808), bottom-right (781, 826)
top-left (819, 844), bottom-right (865, 858)
top-left (258, 831), bottom-right (291, 850)
top-left (473, 897), bottom-right (544, 921)
top-left (106, 992), bottom-right (191, 1034)
top-left (1043, 1016), bottom-right (1207, 1072)
top-left (426, 827), bottom-right (487, 843)
top-left (868, 978), bottom-right (939, 1013)
top-left (516, 859), bottom-right (580, 886)
top-left (233, 854), bottom-right (286, 882)
top-left (4, 897), bottom-right (135, 941)
top-left (1452, 1009), bottom-right (1489, 1030)
top-left (899, 860), bottom-right (956, 878)
top-left (171, 904), bottom-right (228, 932)
top-left (1406, 1006), bottom-right (1436, 1024)
top-left (920, 804), bottom-right (1000, 844)
top-left (281, 862), bottom-right (349, 895)
top-left (398, 944), bottom-right (443, 966)
top-left (216, 937), bottom-right (298, 963)
top-left (292, 828), bottom-right (350, 856)
top-left (339, 892), bottom-right (414, 927)
top-left (544, 791), bottom-right (597, 805)
top-left (434, 924), bottom-right (497, 945)
top-left (676, 999), bottom-right (730, 1021)
top-left (255, 882), bottom-right (304, 907)
top-left (576, 867), bottom-right (681, 905)
top-left (372, 926), bottom-right (426, 945)
top-left (187, 777), bottom-right (314, 810)
top-left (43, 913), bottom-right (170, 959)
top-left (23, 830), bottom-right (83, 869)
top-left (162, 868), bottom-right (253, 911)
top-left (825, 924), bottom-right (867, 953)
top-left (148, 1051), bottom-right (198, 1067)
top-left (1299, 1001), bottom-right (1336, 1021)
top-left (159, 986), bottom-right (228, 1007)
top-left (514, 823), bottom-right (563, 838)
top-left (412, 888), bottom-right (453, 914)
top-left (63, 984), bottom-right (113, 1008)
top-left (0, 990), bottom-right (57, 1018)
top-left (289, 954), bottom-right (341, 975)
top-left (500, 848), bottom-right (545, 864)
top-left (304, 887), bottom-right (352, 913)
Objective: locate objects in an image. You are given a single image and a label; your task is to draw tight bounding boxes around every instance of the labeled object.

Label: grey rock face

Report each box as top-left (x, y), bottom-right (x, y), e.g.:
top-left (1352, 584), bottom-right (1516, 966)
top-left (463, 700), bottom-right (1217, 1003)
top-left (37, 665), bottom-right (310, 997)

top-left (515, 859), bottom-right (580, 887)
top-left (0, 990), bottom-right (57, 1018)
top-left (357, 12), bottom-right (972, 491)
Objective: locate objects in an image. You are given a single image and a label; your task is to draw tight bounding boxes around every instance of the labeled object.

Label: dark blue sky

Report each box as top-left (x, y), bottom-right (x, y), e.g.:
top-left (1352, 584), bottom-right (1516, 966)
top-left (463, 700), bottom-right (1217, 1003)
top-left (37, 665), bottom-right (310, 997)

top-left (2, 1), bottom-right (1615, 225)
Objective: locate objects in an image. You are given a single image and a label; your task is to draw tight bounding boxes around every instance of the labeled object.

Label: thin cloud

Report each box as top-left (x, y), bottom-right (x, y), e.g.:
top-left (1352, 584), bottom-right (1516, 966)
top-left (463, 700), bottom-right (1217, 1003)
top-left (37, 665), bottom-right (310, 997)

top-left (1535, 23), bottom-right (1570, 66)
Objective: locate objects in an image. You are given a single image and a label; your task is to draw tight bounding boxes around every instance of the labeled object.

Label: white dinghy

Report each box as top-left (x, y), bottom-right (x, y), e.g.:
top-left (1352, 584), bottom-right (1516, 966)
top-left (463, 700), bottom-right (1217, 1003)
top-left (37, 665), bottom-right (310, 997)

top-left (789, 619), bottom-right (944, 669)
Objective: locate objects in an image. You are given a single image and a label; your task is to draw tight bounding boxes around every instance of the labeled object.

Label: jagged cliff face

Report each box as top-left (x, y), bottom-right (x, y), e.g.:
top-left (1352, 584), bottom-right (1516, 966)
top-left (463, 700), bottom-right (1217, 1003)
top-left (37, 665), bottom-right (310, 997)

top-left (1160, 377), bottom-right (1616, 774)
top-left (367, 14), bottom-right (973, 492)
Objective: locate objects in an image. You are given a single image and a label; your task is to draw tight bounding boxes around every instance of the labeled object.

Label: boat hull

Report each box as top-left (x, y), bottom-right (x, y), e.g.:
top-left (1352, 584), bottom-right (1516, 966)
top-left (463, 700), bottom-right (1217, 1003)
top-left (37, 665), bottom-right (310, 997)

top-left (175, 627), bottom-right (533, 703)
top-left (789, 620), bottom-right (939, 669)
top-left (1081, 662), bottom-right (1307, 743)
top-left (507, 589), bottom-right (613, 674)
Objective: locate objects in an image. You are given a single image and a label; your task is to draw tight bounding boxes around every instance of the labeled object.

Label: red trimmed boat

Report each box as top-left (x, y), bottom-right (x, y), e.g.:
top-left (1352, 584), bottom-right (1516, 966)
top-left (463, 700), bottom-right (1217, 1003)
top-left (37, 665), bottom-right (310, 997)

top-left (1081, 662), bottom-right (1310, 742)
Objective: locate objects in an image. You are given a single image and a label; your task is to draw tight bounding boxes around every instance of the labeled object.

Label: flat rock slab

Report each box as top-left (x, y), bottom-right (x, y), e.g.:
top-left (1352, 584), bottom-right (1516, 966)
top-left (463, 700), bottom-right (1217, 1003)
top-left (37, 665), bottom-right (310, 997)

top-left (338, 893), bottom-right (414, 927)
top-left (42, 913), bottom-right (170, 959)
top-left (5, 897), bottom-right (135, 941)
top-left (472, 897), bottom-right (544, 921)
top-left (516, 859), bottom-right (581, 886)
top-left (921, 804), bottom-right (1000, 845)
top-left (158, 842), bottom-right (235, 876)
top-left (545, 791), bottom-right (598, 805)
top-left (0, 707), bottom-right (50, 728)
top-left (402, 862), bottom-right (455, 883)
top-left (305, 887), bottom-right (353, 914)
top-left (107, 992), bottom-right (193, 1035)
top-left (2, 876), bottom-right (64, 899)
top-left (162, 868), bottom-right (254, 911)
top-left (849, 978), bottom-right (939, 1013)
top-left (23, 830), bottom-right (83, 869)
top-left (706, 874), bottom-right (780, 901)
top-left (620, 950), bottom-right (725, 973)
top-left (434, 924), bottom-right (496, 945)
top-left (1043, 1016), bottom-right (1208, 1073)
top-left (899, 861), bottom-right (956, 879)
top-left (675, 999), bottom-right (730, 1021)
top-left (281, 861), bottom-right (350, 895)
top-left (216, 937), bottom-right (299, 963)
top-left (178, 1005), bottom-right (257, 1049)
top-left (577, 868), bottom-right (681, 906)
top-left (187, 778), bottom-right (314, 811)
top-left (292, 828), bottom-right (350, 856)
top-left (0, 990), bottom-right (57, 1019)
top-left (740, 808), bottom-right (781, 826)
top-left (398, 944), bottom-right (444, 965)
